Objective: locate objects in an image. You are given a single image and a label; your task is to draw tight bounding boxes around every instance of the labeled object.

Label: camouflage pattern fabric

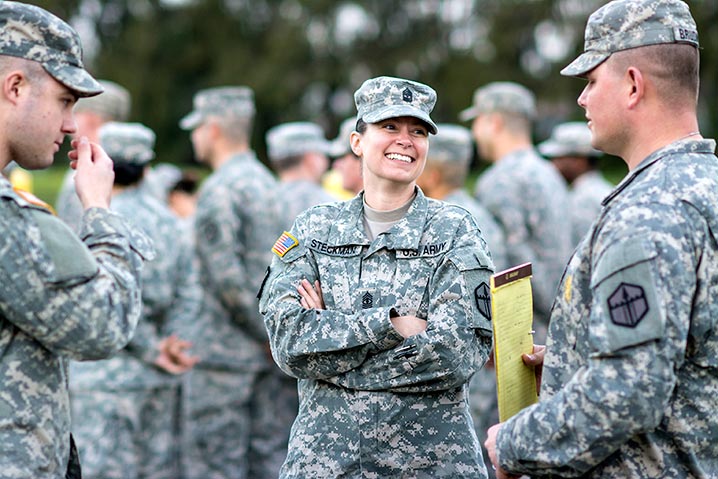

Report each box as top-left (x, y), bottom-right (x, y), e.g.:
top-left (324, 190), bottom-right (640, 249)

top-left (179, 86), bottom-right (255, 131)
top-left (0, 1), bottom-right (103, 96)
top-left (266, 122), bottom-right (331, 162)
top-left (354, 76), bottom-right (438, 134)
top-left (561, 0), bottom-right (699, 77)
top-left (0, 176), bottom-right (151, 478)
top-left (260, 189), bottom-right (494, 478)
top-left (99, 122), bottom-right (156, 165)
top-left (496, 139), bottom-right (718, 477)
top-left (459, 82), bottom-right (536, 122)
top-left (444, 189), bottom-right (507, 272)
top-left (69, 187), bottom-right (199, 479)
top-left (277, 179), bottom-right (336, 231)
top-left (55, 169), bottom-right (84, 232)
top-left (568, 170), bottom-right (614, 247)
top-left (474, 148), bottom-right (571, 341)
top-left (186, 151), bottom-right (286, 478)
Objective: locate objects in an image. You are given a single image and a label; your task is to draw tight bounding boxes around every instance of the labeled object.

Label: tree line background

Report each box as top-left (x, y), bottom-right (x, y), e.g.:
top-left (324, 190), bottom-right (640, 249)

top-left (33, 0), bottom-right (718, 181)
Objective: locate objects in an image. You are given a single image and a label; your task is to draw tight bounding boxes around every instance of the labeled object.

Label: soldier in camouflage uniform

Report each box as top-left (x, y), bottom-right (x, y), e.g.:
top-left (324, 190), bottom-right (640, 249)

top-left (266, 121), bottom-right (335, 229)
top-left (260, 76), bottom-right (494, 478)
top-left (0, 3), bottom-right (152, 477)
top-left (180, 86), bottom-right (287, 479)
top-left (486, 1), bottom-right (718, 477)
top-left (416, 123), bottom-right (506, 478)
top-left (69, 122), bottom-right (200, 479)
top-left (55, 79), bottom-right (131, 232)
top-left (461, 81), bottom-right (571, 343)
top-left (539, 121), bottom-right (614, 247)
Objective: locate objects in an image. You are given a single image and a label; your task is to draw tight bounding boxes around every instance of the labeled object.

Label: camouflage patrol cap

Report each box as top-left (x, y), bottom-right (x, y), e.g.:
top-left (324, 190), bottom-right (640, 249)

top-left (179, 86), bottom-right (255, 130)
top-left (73, 80), bottom-right (131, 121)
top-left (427, 124), bottom-right (473, 166)
top-left (561, 0), bottom-right (699, 77)
top-left (459, 82), bottom-right (536, 122)
top-left (0, 2), bottom-right (102, 97)
top-left (266, 122), bottom-right (330, 163)
top-left (99, 122), bottom-right (155, 165)
top-left (354, 76), bottom-right (437, 134)
top-left (538, 122), bottom-right (601, 158)
top-left (328, 117), bottom-right (357, 158)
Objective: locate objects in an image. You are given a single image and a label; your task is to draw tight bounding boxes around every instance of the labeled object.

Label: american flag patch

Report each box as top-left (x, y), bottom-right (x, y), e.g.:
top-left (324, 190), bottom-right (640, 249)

top-left (272, 231), bottom-right (299, 257)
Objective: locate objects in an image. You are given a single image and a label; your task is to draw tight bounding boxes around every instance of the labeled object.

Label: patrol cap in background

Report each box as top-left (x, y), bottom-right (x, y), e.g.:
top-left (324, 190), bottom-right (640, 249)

top-left (180, 86), bottom-right (255, 130)
top-left (74, 80), bottom-right (131, 121)
top-left (354, 76), bottom-right (438, 134)
top-left (561, 0), bottom-right (699, 77)
top-left (266, 122), bottom-right (330, 163)
top-left (0, 1), bottom-right (103, 97)
top-left (459, 81), bottom-right (536, 122)
top-left (99, 122), bottom-right (155, 165)
top-left (329, 117), bottom-right (357, 158)
top-left (538, 122), bottom-right (602, 158)
top-left (427, 124), bottom-right (473, 166)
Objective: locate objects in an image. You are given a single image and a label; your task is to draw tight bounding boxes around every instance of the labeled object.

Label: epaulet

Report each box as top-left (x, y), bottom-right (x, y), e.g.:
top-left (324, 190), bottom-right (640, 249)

top-left (13, 187), bottom-right (57, 215)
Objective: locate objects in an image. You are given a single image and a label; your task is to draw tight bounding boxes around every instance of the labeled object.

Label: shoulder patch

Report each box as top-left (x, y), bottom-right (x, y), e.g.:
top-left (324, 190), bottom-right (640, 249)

top-left (475, 282), bottom-right (491, 321)
top-left (608, 282), bottom-right (648, 328)
top-left (13, 187), bottom-right (56, 215)
top-left (272, 231), bottom-right (299, 257)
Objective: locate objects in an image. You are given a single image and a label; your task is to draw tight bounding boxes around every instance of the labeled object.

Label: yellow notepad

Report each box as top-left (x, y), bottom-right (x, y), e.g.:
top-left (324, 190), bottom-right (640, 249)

top-left (491, 263), bottom-right (539, 422)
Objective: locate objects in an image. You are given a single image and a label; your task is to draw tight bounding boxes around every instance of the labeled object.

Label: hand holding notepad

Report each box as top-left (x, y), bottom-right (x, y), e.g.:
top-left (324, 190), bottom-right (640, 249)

top-left (490, 263), bottom-right (539, 422)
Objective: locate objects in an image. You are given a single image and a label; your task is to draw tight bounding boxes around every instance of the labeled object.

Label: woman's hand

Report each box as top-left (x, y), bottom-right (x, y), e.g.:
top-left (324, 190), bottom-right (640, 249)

top-left (298, 278), bottom-right (325, 310)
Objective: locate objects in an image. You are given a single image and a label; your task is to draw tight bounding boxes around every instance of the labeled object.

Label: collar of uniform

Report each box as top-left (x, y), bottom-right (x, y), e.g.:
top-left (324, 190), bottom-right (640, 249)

top-left (601, 138), bottom-right (717, 207)
top-left (330, 187), bottom-right (428, 251)
top-left (0, 175), bottom-right (11, 193)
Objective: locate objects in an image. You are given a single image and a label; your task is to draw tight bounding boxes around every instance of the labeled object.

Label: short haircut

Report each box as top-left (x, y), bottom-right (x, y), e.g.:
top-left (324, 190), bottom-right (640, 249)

top-left (0, 56), bottom-right (46, 86)
top-left (113, 162), bottom-right (145, 186)
top-left (214, 115), bottom-right (253, 144)
top-left (610, 43), bottom-right (699, 108)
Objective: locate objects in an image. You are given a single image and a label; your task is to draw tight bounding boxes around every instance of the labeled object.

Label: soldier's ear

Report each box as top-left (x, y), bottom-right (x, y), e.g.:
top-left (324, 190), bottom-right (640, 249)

top-left (350, 131), bottom-right (362, 157)
top-left (2, 70), bottom-right (26, 104)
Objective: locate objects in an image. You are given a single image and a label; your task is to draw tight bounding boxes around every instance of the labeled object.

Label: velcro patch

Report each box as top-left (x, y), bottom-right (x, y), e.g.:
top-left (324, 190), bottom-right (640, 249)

top-left (272, 231), bottom-right (299, 257)
top-left (608, 282), bottom-right (648, 328)
top-left (475, 282), bottom-right (491, 321)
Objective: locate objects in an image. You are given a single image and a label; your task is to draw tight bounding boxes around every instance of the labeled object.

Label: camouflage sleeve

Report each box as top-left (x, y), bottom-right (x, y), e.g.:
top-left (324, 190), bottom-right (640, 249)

top-left (0, 205), bottom-right (153, 360)
top-left (496, 203), bottom-right (697, 477)
top-left (260, 223), bottom-right (406, 380)
top-left (326, 228), bottom-right (494, 393)
top-left (195, 190), bottom-right (267, 341)
top-left (163, 233), bottom-right (202, 340)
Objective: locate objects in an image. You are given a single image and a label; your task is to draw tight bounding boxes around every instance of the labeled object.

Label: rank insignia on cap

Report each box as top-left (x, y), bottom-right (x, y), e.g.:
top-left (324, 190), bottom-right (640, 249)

top-left (402, 87), bottom-right (413, 103)
top-left (272, 231), bottom-right (299, 257)
top-left (608, 282), bottom-right (648, 328)
top-left (475, 282), bottom-right (491, 321)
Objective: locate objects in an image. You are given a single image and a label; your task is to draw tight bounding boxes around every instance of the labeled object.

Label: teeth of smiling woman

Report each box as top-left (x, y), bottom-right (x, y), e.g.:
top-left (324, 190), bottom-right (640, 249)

top-left (386, 153), bottom-right (412, 162)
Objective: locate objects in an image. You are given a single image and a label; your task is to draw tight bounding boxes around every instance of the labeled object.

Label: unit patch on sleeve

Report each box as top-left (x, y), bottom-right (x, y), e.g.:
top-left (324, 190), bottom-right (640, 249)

top-left (475, 282), bottom-right (491, 321)
top-left (272, 231), bottom-right (299, 257)
top-left (608, 282), bottom-right (648, 328)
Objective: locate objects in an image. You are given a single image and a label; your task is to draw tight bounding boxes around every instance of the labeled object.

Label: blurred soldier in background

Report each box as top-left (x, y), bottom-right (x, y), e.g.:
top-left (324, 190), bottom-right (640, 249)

top-left (0, 2), bottom-right (152, 477)
top-left (266, 121), bottom-right (335, 229)
top-left (180, 86), bottom-right (287, 479)
top-left (461, 81), bottom-right (571, 342)
top-left (55, 79), bottom-right (131, 231)
top-left (539, 121), bottom-right (614, 247)
top-left (69, 122), bottom-right (200, 479)
top-left (328, 117), bottom-right (364, 197)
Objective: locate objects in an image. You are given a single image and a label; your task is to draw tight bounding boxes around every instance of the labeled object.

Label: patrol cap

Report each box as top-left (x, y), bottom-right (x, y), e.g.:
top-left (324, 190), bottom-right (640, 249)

top-left (354, 76), bottom-right (438, 135)
top-left (561, 0), bottom-right (699, 77)
top-left (180, 86), bottom-right (255, 130)
top-left (329, 117), bottom-right (357, 158)
top-left (74, 80), bottom-right (131, 121)
top-left (427, 124), bottom-right (473, 166)
top-left (266, 122), bottom-right (330, 162)
top-left (0, 1), bottom-right (103, 97)
top-left (538, 122), bottom-right (601, 158)
top-left (459, 82), bottom-right (536, 122)
top-left (99, 122), bottom-right (155, 165)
